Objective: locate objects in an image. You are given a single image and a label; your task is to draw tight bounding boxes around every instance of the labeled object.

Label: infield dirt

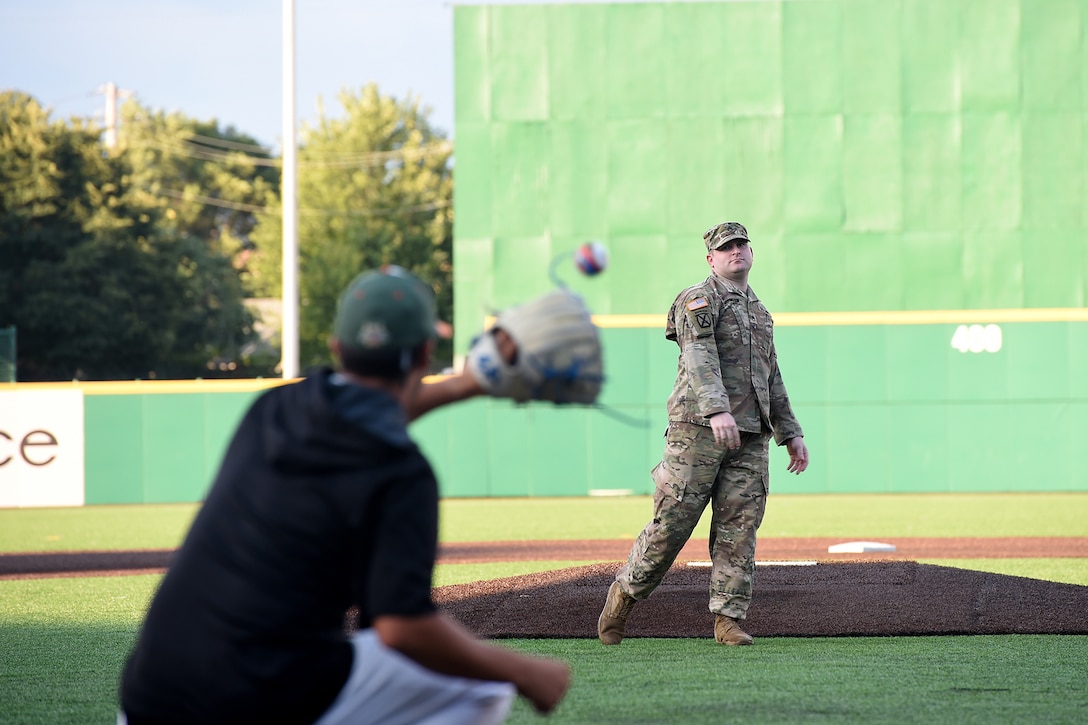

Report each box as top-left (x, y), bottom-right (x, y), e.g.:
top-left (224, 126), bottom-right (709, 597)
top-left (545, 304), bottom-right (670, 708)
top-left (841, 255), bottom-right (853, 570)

top-left (4, 537), bottom-right (1087, 639)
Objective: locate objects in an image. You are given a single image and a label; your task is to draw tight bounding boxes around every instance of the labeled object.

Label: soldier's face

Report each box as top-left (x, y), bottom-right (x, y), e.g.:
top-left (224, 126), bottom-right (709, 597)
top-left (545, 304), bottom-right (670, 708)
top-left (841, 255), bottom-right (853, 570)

top-left (707, 239), bottom-right (753, 279)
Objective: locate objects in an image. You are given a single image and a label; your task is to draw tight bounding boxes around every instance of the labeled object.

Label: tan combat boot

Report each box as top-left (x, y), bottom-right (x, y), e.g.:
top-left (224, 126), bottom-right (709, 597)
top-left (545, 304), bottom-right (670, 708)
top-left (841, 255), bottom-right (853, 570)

top-left (714, 614), bottom-right (753, 646)
top-left (598, 581), bottom-right (637, 645)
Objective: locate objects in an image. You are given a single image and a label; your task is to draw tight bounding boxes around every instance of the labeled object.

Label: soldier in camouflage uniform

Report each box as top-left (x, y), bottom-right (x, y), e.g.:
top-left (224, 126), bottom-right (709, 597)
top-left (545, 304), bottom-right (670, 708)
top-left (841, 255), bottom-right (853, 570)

top-left (598, 221), bottom-right (809, 646)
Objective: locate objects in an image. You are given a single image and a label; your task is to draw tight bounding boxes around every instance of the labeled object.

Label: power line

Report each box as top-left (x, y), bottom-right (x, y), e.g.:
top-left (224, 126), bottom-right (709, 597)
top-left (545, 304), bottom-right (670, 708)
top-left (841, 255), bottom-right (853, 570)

top-left (299, 142), bottom-right (452, 168)
top-left (300, 139), bottom-right (452, 160)
top-left (42, 89), bottom-right (99, 110)
top-left (125, 114), bottom-right (450, 164)
top-left (153, 186), bottom-right (450, 218)
top-left (138, 136), bottom-right (281, 166)
top-left (132, 134), bottom-right (451, 169)
top-left (185, 132), bottom-right (272, 155)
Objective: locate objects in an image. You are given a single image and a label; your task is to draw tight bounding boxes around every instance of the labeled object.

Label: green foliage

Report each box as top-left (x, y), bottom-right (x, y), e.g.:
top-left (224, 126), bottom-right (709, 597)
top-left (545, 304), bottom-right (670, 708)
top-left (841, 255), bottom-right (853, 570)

top-left (0, 85), bottom-right (454, 379)
top-left (0, 91), bottom-right (150, 379)
top-left (247, 84), bottom-right (454, 370)
top-left (118, 101), bottom-right (279, 254)
top-left (117, 101), bottom-right (282, 377)
top-left (0, 92), bottom-right (274, 380)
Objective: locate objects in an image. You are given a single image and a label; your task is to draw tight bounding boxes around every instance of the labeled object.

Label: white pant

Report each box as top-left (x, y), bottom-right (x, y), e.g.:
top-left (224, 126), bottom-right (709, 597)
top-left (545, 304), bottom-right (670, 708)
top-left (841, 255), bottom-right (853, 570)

top-left (119, 630), bottom-right (516, 725)
top-left (315, 629), bottom-right (516, 725)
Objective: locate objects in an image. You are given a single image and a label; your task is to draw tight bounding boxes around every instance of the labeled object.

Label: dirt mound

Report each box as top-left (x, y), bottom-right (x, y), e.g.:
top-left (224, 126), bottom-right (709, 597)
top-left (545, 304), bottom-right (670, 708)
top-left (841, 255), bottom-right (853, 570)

top-left (435, 561), bottom-right (1088, 638)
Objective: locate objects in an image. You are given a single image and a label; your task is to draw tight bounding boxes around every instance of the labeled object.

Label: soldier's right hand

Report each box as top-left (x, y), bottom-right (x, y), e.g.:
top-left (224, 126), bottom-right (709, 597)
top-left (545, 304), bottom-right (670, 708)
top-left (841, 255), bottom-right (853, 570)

top-left (709, 411), bottom-right (740, 450)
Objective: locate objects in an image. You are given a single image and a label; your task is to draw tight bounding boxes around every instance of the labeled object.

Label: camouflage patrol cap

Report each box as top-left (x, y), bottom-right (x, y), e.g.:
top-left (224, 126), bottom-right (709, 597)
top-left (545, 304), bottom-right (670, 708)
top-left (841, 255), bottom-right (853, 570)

top-left (333, 265), bottom-right (437, 355)
top-left (703, 221), bottom-right (750, 251)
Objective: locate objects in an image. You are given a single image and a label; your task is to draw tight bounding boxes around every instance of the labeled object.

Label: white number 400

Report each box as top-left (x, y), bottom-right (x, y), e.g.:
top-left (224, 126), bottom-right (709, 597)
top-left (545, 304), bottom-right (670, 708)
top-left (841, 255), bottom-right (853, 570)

top-left (951, 324), bottom-right (1002, 353)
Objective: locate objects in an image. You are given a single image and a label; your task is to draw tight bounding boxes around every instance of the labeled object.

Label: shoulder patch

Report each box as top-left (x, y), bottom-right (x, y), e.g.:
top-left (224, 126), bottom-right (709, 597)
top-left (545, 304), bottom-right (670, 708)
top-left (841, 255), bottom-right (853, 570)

top-left (686, 297), bottom-right (709, 311)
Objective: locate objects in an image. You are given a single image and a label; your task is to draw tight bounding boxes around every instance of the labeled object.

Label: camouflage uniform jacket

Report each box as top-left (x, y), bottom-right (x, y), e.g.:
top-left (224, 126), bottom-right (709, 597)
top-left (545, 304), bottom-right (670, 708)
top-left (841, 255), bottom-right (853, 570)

top-left (664, 274), bottom-right (803, 446)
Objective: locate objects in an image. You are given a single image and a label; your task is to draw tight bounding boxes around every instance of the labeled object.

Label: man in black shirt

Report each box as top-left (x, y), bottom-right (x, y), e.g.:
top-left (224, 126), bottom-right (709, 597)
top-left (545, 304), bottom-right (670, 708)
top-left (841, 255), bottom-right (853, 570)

top-left (119, 266), bottom-right (570, 724)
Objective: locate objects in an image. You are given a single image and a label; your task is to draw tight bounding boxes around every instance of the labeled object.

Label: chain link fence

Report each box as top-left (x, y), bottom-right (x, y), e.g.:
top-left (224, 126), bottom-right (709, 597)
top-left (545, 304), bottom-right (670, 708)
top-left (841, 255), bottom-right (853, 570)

top-left (0, 327), bottom-right (15, 382)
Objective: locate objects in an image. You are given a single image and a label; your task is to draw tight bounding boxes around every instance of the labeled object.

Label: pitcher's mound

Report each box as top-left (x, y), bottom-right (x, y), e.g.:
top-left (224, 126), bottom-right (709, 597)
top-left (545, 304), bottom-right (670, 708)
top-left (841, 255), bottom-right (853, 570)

top-left (434, 561), bottom-right (1088, 638)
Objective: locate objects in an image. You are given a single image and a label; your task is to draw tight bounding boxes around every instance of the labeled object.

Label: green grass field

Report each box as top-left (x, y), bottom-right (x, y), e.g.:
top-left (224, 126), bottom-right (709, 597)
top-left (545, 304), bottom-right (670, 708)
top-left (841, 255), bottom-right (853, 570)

top-left (1, 493), bottom-right (1086, 724)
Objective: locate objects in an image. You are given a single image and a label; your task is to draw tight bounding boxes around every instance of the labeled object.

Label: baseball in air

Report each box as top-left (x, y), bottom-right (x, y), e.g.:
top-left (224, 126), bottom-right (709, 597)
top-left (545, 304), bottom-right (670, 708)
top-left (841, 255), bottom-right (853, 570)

top-left (574, 241), bottom-right (609, 276)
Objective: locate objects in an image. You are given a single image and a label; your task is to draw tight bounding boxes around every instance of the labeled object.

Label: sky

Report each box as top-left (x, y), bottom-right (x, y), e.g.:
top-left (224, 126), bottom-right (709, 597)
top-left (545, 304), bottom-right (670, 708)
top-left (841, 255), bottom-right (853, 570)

top-left (0, 0), bottom-right (666, 151)
top-left (0, 0), bottom-right (462, 150)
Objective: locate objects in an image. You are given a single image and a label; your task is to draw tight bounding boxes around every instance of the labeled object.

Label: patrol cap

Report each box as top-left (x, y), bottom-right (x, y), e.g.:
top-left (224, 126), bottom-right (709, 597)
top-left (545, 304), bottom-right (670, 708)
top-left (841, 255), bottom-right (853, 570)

top-left (333, 265), bottom-right (437, 355)
top-left (703, 221), bottom-right (750, 251)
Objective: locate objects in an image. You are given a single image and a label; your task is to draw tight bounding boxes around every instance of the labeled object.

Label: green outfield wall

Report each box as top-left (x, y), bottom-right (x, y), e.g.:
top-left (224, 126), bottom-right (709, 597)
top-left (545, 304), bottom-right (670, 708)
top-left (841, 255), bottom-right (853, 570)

top-left (448, 0), bottom-right (1088, 495)
top-left (3, 316), bottom-right (1087, 507)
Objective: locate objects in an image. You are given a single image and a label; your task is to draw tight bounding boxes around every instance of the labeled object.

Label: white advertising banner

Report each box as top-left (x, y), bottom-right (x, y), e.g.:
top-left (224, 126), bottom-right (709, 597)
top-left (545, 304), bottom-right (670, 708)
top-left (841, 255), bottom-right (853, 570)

top-left (0, 390), bottom-right (85, 508)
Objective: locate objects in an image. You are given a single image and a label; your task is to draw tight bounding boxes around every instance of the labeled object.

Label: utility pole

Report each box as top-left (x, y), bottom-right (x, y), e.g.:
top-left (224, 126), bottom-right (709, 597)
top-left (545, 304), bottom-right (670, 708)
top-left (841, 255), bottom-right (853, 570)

top-left (103, 82), bottom-right (117, 148)
top-left (97, 82), bottom-right (131, 149)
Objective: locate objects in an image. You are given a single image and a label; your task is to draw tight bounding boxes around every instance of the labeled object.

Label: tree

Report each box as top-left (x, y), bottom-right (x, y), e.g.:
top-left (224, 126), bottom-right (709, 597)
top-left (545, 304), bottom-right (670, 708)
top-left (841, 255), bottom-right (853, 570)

top-left (117, 101), bottom-right (282, 376)
top-left (247, 84), bottom-right (454, 371)
top-left (1, 91), bottom-right (165, 379)
top-left (0, 92), bottom-right (271, 380)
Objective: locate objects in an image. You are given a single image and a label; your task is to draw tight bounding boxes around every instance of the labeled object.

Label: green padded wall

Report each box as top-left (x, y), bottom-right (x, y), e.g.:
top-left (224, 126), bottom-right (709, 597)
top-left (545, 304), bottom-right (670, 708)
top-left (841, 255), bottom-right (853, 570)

top-left (454, 0), bottom-right (1087, 328)
top-left (83, 389), bottom-right (261, 504)
top-left (418, 322), bottom-right (1086, 495)
top-left (451, 0), bottom-right (1088, 495)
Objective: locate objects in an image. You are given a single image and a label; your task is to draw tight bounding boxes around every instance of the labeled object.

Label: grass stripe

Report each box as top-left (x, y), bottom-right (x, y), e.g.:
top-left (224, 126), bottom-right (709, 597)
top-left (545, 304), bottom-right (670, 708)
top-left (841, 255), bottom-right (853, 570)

top-left (2, 493), bottom-right (1086, 552)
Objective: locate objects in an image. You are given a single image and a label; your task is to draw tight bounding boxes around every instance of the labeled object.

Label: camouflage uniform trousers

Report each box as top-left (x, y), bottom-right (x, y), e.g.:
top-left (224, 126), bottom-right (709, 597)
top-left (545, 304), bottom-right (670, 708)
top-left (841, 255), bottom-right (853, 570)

top-left (616, 421), bottom-right (770, 620)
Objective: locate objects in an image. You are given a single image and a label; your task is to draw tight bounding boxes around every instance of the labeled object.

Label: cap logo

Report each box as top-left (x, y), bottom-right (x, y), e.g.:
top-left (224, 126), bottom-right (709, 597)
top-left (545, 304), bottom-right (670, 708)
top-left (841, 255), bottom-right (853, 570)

top-left (357, 322), bottom-right (391, 348)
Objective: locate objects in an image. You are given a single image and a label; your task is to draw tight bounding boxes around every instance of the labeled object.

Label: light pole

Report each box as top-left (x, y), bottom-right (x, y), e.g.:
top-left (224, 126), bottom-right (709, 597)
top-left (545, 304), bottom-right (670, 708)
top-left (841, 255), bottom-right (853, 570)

top-left (280, 0), bottom-right (299, 379)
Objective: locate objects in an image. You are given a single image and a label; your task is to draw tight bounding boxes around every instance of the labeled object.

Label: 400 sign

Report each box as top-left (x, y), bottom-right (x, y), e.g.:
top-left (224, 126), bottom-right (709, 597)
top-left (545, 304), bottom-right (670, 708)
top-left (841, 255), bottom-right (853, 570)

top-left (951, 324), bottom-right (1002, 354)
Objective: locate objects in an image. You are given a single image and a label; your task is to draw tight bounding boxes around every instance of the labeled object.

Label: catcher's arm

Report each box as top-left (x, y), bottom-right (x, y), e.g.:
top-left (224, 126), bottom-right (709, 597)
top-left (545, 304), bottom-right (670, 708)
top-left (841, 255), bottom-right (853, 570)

top-left (466, 289), bottom-right (604, 405)
top-left (406, 330), bottom-right (516, 422)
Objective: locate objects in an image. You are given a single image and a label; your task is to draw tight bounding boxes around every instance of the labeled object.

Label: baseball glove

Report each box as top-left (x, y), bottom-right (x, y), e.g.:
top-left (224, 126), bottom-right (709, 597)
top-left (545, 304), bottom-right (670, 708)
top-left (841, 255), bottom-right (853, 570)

top-left (467, 289), bottom-right (604, 404)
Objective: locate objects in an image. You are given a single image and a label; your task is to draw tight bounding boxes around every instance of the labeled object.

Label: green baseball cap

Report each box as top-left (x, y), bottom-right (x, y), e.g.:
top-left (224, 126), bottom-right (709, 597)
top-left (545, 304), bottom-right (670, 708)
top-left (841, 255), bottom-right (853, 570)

top-left (703, 221), bottom-right (750, 251)
top-left (333, 265), bottom-right (437, 354)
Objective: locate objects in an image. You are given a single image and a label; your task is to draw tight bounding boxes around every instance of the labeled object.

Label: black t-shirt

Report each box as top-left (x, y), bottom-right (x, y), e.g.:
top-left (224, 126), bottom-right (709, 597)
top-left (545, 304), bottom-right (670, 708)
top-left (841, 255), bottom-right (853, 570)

top-left (120, 370), bottom-right (439, 724)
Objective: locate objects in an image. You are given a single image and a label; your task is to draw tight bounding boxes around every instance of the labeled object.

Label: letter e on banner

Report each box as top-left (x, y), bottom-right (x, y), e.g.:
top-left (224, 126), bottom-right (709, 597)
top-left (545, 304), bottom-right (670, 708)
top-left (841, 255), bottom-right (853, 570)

top-left (0, 390), bottom-right (85, 508)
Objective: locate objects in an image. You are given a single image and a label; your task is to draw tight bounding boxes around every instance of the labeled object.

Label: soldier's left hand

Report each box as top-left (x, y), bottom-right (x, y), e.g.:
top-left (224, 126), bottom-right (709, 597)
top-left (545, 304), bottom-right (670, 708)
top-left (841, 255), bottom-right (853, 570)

top-left (786, 437), bottom-right (809, 474)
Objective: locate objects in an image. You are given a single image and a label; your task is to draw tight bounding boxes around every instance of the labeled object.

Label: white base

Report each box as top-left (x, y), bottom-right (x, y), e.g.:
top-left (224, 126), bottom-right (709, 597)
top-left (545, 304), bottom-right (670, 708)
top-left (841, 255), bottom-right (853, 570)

top-left (827, 541), bottom-right (897, 553)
